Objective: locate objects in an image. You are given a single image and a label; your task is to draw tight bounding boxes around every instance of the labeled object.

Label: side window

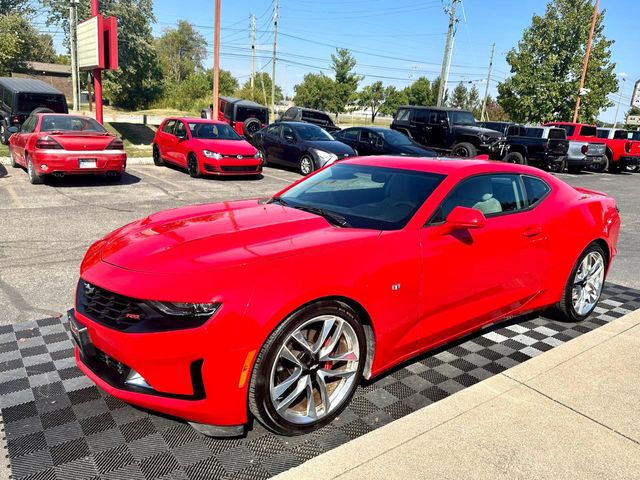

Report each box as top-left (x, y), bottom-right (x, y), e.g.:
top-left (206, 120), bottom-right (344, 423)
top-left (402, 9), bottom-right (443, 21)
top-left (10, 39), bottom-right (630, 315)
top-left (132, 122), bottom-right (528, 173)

top-left (522, 176), bottom-right (550, 207)
top-left (596, 130), bottom-right (608, 139)
top-left (507, 125), bottom-right (519, 136)
top-left (174, 121), bottom-right (187, 138)
top-left (412, 109), bottom-right (427, 123)
top-left (432, 174), bottom-right (526, 223)
top-left (21, 116), bottom-right (36, 133)
top-left (613, 130), bottom-right (627, 140)
top-left (395, 108), bottom-right (410, 121)
top-left (360, 129), bottom-right (374, 142)
top-left (428, 111), bottom-right (439, 124)
top-left (282, 108), bottom-right (296, 120)
top-left (342, 128), bottom-right (359, 140)
top-left (266, 124), bottom-right (281, 136)
top-left (162, 120), bottom-right (176, 134)
top-left (282, 125), bottom-right (295, 140)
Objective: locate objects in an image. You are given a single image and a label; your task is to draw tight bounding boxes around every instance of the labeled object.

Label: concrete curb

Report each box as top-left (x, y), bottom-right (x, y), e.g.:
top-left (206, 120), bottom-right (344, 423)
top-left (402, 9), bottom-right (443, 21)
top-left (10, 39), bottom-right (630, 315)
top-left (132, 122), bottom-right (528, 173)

top-left (274, 309), bottom-right (640, 480)
top-left (0, 156), bottom-right (155, 166)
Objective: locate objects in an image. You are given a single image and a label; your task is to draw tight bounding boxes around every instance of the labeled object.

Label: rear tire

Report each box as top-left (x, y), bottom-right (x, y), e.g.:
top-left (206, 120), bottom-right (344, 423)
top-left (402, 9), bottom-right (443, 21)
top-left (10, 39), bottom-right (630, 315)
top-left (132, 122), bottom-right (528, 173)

top-left (451, 142), bottom-right (477, 158)
top-left (625, 164), bottom-right (640, 173)
top-left (9, 147), bottom-right (18, 168)
top-left (503, 151), bottom-right (525, 164)
top-left (547, 158), bottom-right (566, 173)
top-left (27, 155), bottom-right (44, 184)
top-left (588, 155), bottom-right (608, 173)
top-left (0, 121), bottom-right (9, 145)
top-left (187, 153), bottom-right (201, 178)
top-left (552, 243), bottom-right (606, 322)
top-left (152, 144), bottom-right (164, 166)
top-left (249, 300), bottom-right (366, 435)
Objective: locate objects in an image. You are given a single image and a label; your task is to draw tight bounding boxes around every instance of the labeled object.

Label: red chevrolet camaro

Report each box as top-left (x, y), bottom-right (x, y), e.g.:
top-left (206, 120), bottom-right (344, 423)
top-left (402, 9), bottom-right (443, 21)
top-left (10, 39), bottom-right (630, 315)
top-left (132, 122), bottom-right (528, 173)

top-left (9, 113), bottom-right (126, 184)
top-left (69, 157), bottom-right (620, 437)
top-left (152, 117), bottom-right (263, 177)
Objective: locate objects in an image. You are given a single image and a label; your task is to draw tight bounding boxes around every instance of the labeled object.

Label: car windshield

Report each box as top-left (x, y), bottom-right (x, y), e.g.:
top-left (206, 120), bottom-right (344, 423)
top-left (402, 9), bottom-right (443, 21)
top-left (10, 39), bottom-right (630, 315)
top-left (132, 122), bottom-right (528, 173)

top-left (377, 129), bottom-right (413, 146)
top-left (277, 163), bottom-right (445, 230)
top-left (188, 122), bottom-right (241, 140)
top-left (40, 115), bottom-right (107, 133)
top-left (449, 110), bottom-right (476, 126)
top-left (294, 123), bottom-right (334, 141)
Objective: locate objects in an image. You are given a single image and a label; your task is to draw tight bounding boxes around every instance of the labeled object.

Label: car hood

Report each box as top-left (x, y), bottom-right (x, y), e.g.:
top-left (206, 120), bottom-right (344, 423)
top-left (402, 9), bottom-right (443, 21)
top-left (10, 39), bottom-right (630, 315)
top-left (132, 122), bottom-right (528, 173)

top-left (94, 200), bottom-right (378, 274)
top-left (394, 144), bottom-right (436, 156)
top-left (188, 138), bottom-right (257, 155)
top-left (305, 140), bottom-right (354, 155)
top-left (452, 125), bottom-right (503, 137)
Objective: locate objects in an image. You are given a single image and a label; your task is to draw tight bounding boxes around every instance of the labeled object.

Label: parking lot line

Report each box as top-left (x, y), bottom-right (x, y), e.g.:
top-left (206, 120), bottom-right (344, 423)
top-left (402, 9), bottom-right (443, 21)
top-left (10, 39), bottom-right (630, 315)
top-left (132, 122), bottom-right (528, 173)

top-left (4, 185), bottom-right (23, 209)
top-left (262, 171), bottom-right (297, 183)
top-left (136, 168), bottom-right (209, 199)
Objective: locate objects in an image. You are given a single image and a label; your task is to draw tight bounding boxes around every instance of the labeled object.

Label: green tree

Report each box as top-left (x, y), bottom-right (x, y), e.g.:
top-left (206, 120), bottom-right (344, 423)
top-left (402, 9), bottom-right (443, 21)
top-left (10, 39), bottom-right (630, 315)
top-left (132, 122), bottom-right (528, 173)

top-left (235, 72), bottom-right (283, 106)
top-left (0, 14), bottom-right (56, 76)
top-left (449, 82), bottom-right (468, 109)
top-left (402, 77), bottom-right (436, 106)
top-left (467, 85), bottom-right (481, 117)
top-left (0, 0), bottom-right (31, 14)
top-left (484, 96), bottom-right (510, 121)
top-left (293, 73), bottom-right (336, 111)
top-left (357, 81), bottom-right (405, 122)
top-left (379, 85), bottom-right (407, 117)
top-left (331, 48), bottom-right (362, 117)
top-left (497, 0), bottom-right (617, 123)
top-left (155, 20), bottom-right (207, 84)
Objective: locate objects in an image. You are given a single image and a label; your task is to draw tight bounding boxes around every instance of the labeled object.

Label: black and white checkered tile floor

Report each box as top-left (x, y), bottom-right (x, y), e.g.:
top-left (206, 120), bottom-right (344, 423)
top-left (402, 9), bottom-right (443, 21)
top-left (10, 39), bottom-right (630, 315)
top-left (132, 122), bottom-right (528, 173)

top-left (2, 283), bottom-right (639, 480)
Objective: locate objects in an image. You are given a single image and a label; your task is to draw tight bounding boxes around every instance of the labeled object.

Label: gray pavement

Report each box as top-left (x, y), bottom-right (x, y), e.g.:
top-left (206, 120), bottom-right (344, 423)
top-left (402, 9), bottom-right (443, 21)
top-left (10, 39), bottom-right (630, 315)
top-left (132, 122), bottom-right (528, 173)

top-left (0, 162), bottom-right (638, 326)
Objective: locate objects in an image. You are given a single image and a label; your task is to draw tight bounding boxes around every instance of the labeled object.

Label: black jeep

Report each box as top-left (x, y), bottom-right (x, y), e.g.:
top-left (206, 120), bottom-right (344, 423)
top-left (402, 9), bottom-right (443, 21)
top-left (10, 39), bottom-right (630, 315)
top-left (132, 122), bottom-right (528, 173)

top-left (390, 106), bottom-right (504, 157)
top-left (0, 77), bottom-right (68, 144)
top-left (278, 107), bottom-right (340, 133)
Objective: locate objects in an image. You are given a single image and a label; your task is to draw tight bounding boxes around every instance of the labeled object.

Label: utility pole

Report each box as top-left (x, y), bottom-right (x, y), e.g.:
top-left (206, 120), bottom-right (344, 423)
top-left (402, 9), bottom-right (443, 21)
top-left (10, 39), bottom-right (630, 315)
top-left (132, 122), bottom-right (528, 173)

top-left (572, 0), bottom-right (599, 123)
top-left (250, 14), bottom-right (256, 96)
top-left (91, 0), bottom-right (103, 124)
top-left (271, 0), bottom-right (279, 119)
top-left (69, 0), bottom-right (79, 111)
top-left (613, 75), bottom-right (627, 128)
top-left (480, 43), bottom-right (495, 121)
top-left (212, 0), bottom-right (221, 120)
top-left (437, 0), bottom-right (458, 107)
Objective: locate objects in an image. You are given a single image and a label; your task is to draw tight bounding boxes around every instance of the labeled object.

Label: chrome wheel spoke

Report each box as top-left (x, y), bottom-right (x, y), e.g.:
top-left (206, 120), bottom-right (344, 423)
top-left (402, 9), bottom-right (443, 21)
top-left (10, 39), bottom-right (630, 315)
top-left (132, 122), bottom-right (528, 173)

top-left (316, 371), bottom-right (331, 413)
top-left (291, 331), bottom-right (315, 356)
top-left (572, 251), bottom-right (605, 316)
top-left (319, 367), bottom-right (357, 380)
top-left (275, 375), bottom-right (309, 412)
top-left (305, 378), bottom-right (318, 420)
top-left (315, 317), bottom-right (339, 355)
top-left (272, 366), bottom-right (303, 400)
top-left (320, 349), bottom-right (358, 363)
top-left (280, 345), bottom-right (303, 368)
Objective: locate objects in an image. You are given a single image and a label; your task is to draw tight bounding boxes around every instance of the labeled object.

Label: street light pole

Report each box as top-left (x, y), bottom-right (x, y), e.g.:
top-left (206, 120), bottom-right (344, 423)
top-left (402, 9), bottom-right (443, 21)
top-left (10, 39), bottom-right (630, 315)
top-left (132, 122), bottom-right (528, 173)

top-left (69, 0), bottom-right (79, 111)
top-left (437, 0), bottom-right (458, 107)
top-left (613, 76), bottom-right (627, 128)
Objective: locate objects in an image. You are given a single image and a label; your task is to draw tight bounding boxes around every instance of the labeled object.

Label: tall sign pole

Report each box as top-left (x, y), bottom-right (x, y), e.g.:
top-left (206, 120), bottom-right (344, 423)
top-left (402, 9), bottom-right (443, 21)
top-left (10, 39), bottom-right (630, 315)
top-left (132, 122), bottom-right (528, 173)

top-left (69, 0), bottom-right (79, 111)
top-left (91, 0), bottom-right (103, 124)
top-left (212, 0), bottom-right (221, 120)
top-left (271, 0), bottom-right (279, 118)
top-left (480, 43), bottom-right (495, 121)
top-left (250, 14), bottom-right (256, 96)
top-left (572, 0), bottom-right (599, 123)
top-left (437, 0), bottom-right (458, 107)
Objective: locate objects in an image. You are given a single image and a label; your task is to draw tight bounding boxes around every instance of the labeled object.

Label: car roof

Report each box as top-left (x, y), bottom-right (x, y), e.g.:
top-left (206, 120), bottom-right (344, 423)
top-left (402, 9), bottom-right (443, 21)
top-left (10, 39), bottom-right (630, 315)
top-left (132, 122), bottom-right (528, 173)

top-left (397, 106), bottom-right (471, 112)
top-left (167, 117), bottom-right (229, 125)
top-left (342, 156), bottom-right (551, 177)
top-left (545, 121), bottom-right (596, 127)
top-left (276, 121), bottom-right (323, 128)
top-left (294, 107), bottom-right (330, 114)
top-left (0, 77), bottom-right (65, 95)
top-left (219, 96), bottom-right (267, 109)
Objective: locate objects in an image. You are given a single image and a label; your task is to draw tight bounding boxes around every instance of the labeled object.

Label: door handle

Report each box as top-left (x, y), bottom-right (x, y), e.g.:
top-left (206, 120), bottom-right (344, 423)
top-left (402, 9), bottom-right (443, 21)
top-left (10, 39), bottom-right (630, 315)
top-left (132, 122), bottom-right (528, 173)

top-left (523, 226), bottom-right (543, 237)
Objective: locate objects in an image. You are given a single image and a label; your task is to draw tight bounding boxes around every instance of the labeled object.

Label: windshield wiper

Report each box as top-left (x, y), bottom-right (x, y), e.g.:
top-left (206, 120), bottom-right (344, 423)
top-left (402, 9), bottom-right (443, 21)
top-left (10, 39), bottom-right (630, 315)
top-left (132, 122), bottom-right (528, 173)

top-left (267, 195), bottom-right (290, 206)
top-left (292, 205), bottom-right (351, 227)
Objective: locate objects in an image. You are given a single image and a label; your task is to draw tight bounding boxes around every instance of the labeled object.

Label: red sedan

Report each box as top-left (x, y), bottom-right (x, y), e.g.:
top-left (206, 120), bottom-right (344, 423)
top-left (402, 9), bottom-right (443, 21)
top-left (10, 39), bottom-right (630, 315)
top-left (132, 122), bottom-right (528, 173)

top-left (69, 157), bottom-right (619, 437)
top-left (9, 114), bottom-right (126, 184)
top-left (152, 117), bottom-right (263, 177)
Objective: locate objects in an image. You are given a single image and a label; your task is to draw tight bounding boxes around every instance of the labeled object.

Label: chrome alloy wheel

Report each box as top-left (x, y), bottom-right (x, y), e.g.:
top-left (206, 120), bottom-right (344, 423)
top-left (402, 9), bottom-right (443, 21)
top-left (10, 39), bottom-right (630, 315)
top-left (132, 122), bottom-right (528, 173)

top-left (269, 315), bottom-right (360, 425)
top-left (572, 251), bottom-right (605, 316)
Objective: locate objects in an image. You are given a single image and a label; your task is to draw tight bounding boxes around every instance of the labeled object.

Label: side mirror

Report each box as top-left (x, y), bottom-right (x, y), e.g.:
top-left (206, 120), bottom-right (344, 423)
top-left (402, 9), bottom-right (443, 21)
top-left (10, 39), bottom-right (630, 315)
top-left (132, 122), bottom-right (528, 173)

top-left (445, 206), bottom-right (486, 230)
top-left (7, 126), bottom-right (19, 134)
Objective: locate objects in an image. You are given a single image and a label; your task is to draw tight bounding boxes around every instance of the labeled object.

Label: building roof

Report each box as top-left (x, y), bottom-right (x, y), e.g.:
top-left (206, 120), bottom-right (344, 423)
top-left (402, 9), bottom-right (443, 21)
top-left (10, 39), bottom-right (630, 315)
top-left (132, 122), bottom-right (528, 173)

top-left (24, 62), bottom-right (71, 75)
top-left (0, 77), bottom-right (65, 95)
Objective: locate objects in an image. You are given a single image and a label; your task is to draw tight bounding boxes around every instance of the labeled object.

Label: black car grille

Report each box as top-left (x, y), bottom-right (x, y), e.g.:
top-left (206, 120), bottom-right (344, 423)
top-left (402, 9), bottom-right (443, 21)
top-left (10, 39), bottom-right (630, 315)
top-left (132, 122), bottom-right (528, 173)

top-left (96, 348), bottom-right (130, 377)
top-left (220, 165), bottom-right (259, 172)
top-left (76, 280), bottom-right (145, 331)
top-left (221, 154), bottom-right (255, 159)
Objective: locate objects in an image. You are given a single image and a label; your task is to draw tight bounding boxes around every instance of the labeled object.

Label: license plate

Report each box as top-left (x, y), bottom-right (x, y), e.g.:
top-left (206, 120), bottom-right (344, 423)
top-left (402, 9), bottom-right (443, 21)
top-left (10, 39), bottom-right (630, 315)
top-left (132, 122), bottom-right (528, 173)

top-left (68, 312), bottom-right (95, 356)
top-left (79, 159), bottom-right (97, 169)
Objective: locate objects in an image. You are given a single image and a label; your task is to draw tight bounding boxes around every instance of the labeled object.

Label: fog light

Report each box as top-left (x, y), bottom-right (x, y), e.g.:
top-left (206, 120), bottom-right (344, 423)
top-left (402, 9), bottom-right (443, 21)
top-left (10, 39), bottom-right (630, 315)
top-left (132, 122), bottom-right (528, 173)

top-left (125, 369), bottom-right (153, 389)
top-left (41, 164), bottom-right (48, 171)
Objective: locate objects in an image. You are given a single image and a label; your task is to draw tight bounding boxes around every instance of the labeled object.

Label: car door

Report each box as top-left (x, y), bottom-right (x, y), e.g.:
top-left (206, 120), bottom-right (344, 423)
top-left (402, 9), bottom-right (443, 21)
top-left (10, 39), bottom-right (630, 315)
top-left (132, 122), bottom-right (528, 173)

top-left (263, 124), bottom-right (282, 163)
top-left (424, 110), bottom-right (448, 148)
top-left (158, 120), bottom-right (177, 163)
top-left (12, 115), bottom-right (36, 164)
top-left (409, 109), bottom-right (429, 146)
top-left (172, 120), bottom-right (190, 167)
top-left (418, 173), bottom-right (548, 344)
top-left (358, 129), bottom-right (378, 155)
top-left (281, 124), bottom-right (301, 165)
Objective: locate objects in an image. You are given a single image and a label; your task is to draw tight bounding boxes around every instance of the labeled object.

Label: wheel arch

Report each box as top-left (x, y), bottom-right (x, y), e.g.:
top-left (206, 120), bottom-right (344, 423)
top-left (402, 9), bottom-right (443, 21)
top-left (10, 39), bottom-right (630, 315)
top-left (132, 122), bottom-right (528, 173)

top-left (593, 238), bottom-right (611, 270)
top-left (455, 135), bottom-right (481, 147)
top-left (507, 144), bottom-right (527, 156)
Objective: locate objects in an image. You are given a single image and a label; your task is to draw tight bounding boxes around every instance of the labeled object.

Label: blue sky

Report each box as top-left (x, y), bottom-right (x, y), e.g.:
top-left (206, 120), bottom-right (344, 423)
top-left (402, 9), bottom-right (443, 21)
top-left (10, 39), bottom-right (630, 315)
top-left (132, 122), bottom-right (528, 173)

top-left (72, 1), bottom-right (640, 121)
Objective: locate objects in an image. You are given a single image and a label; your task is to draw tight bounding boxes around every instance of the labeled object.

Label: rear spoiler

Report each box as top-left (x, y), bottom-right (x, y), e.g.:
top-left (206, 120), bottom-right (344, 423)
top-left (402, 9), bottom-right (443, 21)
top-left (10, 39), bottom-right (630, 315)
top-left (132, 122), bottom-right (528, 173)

top-left (573, 186), bottom-right (609, 197)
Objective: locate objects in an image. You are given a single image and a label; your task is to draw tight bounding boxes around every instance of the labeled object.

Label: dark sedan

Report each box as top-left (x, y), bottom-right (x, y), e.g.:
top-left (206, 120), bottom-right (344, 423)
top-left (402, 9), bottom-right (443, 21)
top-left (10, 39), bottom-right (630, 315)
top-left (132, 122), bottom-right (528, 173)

top-left (252, 121), bottom-right (355, 175)
top-left (334, 127), bottom-right (437, 157)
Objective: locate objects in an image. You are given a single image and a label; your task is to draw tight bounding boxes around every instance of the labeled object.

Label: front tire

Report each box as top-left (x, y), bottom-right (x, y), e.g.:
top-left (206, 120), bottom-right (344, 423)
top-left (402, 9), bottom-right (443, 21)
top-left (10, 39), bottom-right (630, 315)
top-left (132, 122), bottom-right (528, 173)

top-left (152, 144), bottom-right (164, 166)
top-left (249, 300), bottom-right (366, 435)
top-left (553, 243), bottom-right (606, 322)
top-left (503, 151), bottom-right (525, 164)
top-left (27, 155), bottom-right (44, 184)
top-left (299, 155), bottom-right (315, 176)
top-left (187, 153), bottom-right (201, 178)
top-left (9, 147), bottom-right (18, 168)
top-left (451, 142), bottom-right (477, 158)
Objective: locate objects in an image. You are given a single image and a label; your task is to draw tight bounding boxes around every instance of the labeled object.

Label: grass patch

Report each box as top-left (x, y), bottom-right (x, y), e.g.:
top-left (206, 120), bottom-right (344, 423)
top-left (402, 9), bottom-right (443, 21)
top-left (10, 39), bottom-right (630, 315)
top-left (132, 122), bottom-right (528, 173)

top-left (0, 143), bottom-right (8, 157)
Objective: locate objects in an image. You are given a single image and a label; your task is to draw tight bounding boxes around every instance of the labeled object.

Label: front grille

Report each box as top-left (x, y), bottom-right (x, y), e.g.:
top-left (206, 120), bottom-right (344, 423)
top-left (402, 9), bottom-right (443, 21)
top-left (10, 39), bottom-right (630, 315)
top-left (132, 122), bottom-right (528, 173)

top-left (220, 165), bottom-right (259, 172)
top-left (76, 280), bottom-right (144, 331)
top-left (96, 348), bottom-right (130, 377)
top-left (222, 154), bottom-right (255, 159)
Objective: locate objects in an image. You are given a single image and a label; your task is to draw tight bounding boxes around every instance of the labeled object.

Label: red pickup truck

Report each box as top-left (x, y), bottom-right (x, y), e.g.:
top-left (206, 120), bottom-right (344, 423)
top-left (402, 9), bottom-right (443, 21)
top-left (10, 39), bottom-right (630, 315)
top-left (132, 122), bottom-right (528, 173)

top-left (545, 122), bottom-right (640, 172)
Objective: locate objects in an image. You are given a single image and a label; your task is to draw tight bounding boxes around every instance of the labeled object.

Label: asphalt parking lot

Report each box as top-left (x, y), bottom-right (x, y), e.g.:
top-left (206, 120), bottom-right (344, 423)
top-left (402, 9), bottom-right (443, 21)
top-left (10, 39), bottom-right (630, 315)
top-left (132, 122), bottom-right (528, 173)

top-left (0, 161), bottom-right (638, 327)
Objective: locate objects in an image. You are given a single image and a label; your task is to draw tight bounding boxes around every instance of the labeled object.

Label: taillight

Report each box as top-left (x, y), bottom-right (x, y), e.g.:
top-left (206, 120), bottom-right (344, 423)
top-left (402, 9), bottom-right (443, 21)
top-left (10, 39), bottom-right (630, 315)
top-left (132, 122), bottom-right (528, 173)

top-left (581, 144), bottom-right (589, 155)
top-left (35, 135), bottom-right (63, 149)
top-left (106, 138), bottom-right (124, 150)
top-left (624, 141), bottom-right (632, 153)
top-left (10, 115), bottom-right (20, 124)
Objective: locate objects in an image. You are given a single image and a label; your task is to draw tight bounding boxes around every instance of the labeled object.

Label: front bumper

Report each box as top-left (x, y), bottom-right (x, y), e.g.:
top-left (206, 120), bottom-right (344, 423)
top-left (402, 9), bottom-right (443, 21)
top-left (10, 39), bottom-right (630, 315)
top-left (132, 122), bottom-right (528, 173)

top-left (31, 150), bottom-right (126, 175)
top-left (68, 305), bottom-right (250, 432)
top-left (481, 140), bottom-right (505, 155)
top-left (201, 155), bottom-right (263, 175)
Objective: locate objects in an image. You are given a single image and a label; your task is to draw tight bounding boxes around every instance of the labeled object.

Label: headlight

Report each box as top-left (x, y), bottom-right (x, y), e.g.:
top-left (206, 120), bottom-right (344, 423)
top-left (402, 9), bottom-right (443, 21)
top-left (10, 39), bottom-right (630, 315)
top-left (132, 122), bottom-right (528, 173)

top-left (255, 149), bottom-right (263, 159)
top-left (148, 301), bottom-right (221, 317)
top-left (203, 150), bottom-right (223, 159)
top-left (310, 148), bottom-right (338, 166)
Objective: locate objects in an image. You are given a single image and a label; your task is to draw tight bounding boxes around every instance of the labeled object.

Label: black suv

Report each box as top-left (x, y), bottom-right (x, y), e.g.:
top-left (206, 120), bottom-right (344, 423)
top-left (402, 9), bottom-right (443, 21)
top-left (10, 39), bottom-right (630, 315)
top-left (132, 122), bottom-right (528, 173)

top-left (278, 107), bottom-right (340, 133)
top-left (390, 106), bottom-right (504, 157)
top-left (0, 77), bottom-right (68, 144)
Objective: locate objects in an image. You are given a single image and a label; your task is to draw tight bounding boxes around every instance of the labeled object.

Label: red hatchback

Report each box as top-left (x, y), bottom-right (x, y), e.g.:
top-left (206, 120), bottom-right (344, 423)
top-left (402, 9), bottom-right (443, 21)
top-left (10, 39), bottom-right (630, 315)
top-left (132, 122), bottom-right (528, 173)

top-left (8, 114), bottom-right (126, 184)
top-left (70, 157), bottom-right (619, 437)
top-left (152, 118), bottom-right (263, 177)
